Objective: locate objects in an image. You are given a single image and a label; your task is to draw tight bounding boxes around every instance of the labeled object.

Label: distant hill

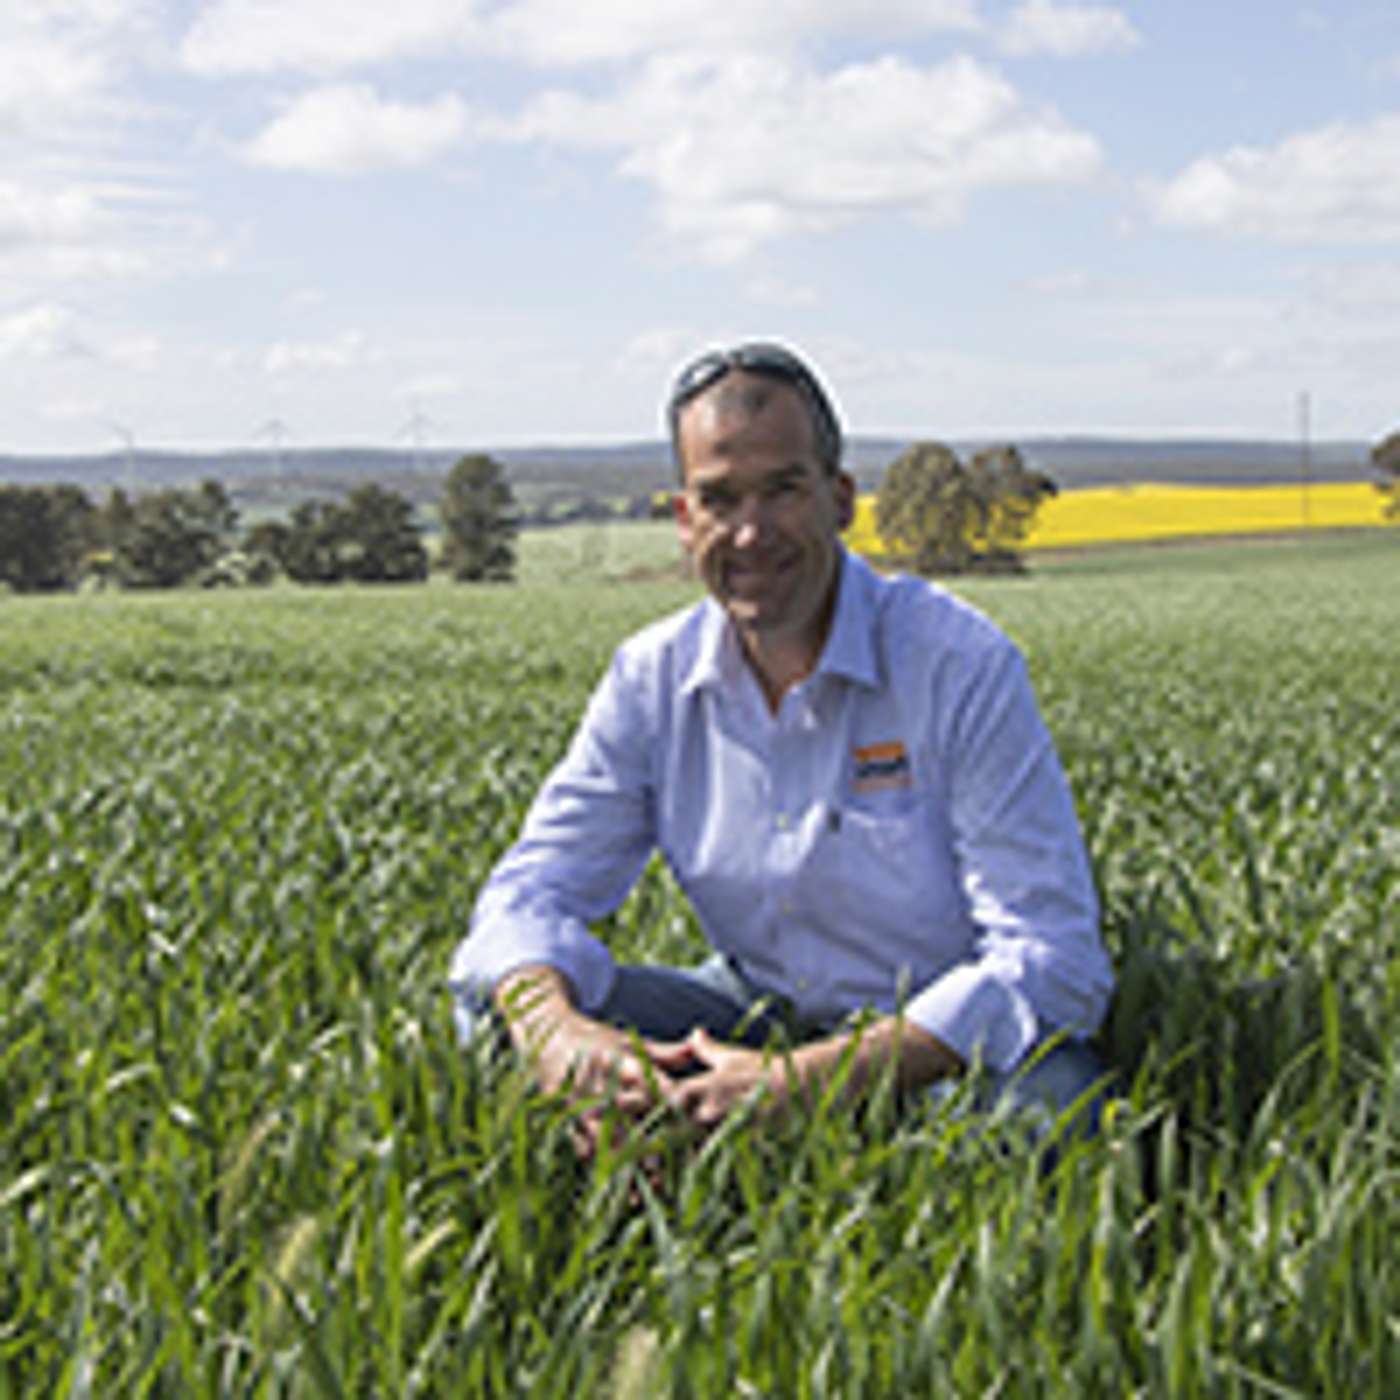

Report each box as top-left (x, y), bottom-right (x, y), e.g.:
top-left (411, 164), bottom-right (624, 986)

top-left (1006, 436), bottom-right (1370, 490)
top-left (0, 435), bottom-right (1373, 514)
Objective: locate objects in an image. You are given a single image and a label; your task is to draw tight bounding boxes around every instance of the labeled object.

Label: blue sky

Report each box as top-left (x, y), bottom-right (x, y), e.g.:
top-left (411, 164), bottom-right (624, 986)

top-left (5, 1), bottom-right (1400, 454)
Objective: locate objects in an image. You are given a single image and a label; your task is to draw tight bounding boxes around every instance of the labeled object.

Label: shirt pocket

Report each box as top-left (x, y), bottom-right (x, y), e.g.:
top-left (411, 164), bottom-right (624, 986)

top-left (823, 796), bottom-right (935, 933)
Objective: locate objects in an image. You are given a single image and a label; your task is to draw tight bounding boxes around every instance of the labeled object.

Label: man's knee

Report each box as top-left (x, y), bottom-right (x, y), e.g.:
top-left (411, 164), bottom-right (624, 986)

top-left (927, 1037), bottom-right (1112, 1149)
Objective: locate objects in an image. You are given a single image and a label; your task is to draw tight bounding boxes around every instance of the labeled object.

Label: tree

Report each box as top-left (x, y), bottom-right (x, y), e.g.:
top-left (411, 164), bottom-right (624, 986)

top-left (876, 441), bottom-right (1055, 575)
top-left (192, 478), bottom-right (239, 551)
top-left (1372, 429), bottom-right (1400, 521)
top-left (44, 485), bottom-right (101, 584)
top-left (0, 484), bottom-right (97, 592)
top-left (107, 479), bottom-right (238, 588)
top-left (270, 487), bottom-right (427, 584)
top-left (338, 485), bottom-right (429, 583)
top-left (439, 454), bottom-right (518, 581)
top-left (964, 445), bottom-right (1058, 567)
top-left (243, 520), bottom-right (293, 581)
top-left (280, 501), bottom-right (347, 583)
top-left (876, 442), bottom-right (976, 575)
top-left (99, 488), bottom-right (136, 548)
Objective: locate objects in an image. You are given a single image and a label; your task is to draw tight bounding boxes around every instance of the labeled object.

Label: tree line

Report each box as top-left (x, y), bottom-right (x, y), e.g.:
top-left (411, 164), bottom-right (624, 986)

top-left (0, 441), bottom-right (1064, 590)
top-left (0, 454), bottom-right (518, 594)
top-left (10, 431), bottom-right (1391, 595)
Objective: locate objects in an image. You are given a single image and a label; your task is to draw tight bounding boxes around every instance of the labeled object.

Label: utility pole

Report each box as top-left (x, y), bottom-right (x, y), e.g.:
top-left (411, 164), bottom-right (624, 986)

top-left (1297, 390), bottom-right (1312, 531)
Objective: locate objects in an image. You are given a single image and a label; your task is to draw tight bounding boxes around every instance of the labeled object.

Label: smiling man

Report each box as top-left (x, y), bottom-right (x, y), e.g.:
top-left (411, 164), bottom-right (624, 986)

top-left (449, 342), bottom-right (1113, 1145)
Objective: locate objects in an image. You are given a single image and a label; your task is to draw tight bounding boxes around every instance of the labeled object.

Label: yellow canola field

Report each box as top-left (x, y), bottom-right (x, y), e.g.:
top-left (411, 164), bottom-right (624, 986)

top-left (844, 481), bottom-right (1387, 555)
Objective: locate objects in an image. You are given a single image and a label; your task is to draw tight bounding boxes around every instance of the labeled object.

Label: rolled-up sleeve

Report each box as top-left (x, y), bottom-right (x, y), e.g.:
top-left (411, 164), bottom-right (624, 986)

top-left (904, 641), bottom-right (1112, 1072)
top-left (447, 649), bottom-right (656, 1014)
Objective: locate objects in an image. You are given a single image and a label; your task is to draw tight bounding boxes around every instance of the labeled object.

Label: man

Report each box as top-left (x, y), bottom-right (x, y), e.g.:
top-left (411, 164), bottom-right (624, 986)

top-left (449, 342), bottom-right (1113, 1146)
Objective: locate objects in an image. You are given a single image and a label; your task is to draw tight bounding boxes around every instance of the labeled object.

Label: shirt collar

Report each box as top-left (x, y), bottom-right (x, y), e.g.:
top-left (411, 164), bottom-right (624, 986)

top-left (679, 548), bottom-right (882, 697)
top-left (815, 549), bottom-right (881, 690)
top-left (679, 596), bottom-right (741, 697)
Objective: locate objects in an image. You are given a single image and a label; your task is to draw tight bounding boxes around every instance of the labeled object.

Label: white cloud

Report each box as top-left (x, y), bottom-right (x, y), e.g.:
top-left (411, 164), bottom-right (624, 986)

top-left (265, 330), bottom-right (372, 373)
top-left (241, 84), bottom-right (471, 174)
top-left (492, 0), bottom-right (979, 68)
top-left (0, 303), bottom-right (90, 360)
top-left (0, 182), bottom-right (105, 248)
top-left (180, 0), bottom-right (978, 74)
top-left (32, 246), bottom-right (154, 280)
top-left (511, 53), bottom-right (1101, 260)
top-left (181, 0), bottom-right (483, 76)
top-left (26, 1), bottom-right (149, 25)
top-left (0, 171), bottom-right (212, 289)
top-left (1147, 115), bottom-right (1400, 241)
top-left (0, 4), bottom-right (216, 297)
top-left (998, 1), bottom-right (1140, 58)
top-left (0, 1), bottom-right (152, 129)
top-left (0, 302), bottom-right (163, 373)
top-left (0, 38), bottom-right (110, 134)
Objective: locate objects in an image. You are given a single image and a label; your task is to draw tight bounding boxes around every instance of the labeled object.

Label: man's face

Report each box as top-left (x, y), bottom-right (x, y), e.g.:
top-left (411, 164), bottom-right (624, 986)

top-left (673, 373), bottom-right (855, 658)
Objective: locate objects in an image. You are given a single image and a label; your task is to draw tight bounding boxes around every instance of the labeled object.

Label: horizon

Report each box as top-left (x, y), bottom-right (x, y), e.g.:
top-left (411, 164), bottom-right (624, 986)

top-left (0, 428), bottom-right (1377, 466)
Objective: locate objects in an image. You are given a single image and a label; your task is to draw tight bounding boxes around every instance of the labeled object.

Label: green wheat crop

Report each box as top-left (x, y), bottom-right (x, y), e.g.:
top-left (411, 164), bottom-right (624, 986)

top-left (2, 532), bottom-right (1396, 1395)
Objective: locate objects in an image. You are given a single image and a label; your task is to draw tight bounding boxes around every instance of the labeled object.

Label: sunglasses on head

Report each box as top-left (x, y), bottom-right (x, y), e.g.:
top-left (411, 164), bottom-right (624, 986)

top-left (666, 341), bottom-right (843, 472)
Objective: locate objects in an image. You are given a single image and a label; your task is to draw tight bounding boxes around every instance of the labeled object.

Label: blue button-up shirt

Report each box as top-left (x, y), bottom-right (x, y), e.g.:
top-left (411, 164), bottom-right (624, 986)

top-left (450, 550), bottom-right (1113, 1072)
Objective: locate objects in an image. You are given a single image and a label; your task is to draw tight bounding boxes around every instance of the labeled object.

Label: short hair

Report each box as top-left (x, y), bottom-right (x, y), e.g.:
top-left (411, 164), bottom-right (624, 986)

top-left (665, 341), bottom-right (843, 479)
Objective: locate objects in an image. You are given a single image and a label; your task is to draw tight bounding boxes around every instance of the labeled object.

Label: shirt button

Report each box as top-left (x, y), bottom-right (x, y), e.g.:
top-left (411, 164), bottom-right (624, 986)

top-left (796, 977), bottom-right (811, 992)
top-left (781, 899), bottom-right (795, 914)
top-left (775, 814), bottom-right (789, 830)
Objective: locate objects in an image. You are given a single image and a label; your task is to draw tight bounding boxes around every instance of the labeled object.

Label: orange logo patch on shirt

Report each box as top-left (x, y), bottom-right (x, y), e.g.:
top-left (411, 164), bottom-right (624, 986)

top-left (852, 740), bottom-right (911, 794)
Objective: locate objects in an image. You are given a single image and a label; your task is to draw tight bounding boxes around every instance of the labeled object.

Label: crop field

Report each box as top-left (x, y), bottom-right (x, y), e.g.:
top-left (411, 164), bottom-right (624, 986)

top-left (845, 481), bottom-right (1387, 555)
top-left (2, 531), bottom-right (1396, 1394)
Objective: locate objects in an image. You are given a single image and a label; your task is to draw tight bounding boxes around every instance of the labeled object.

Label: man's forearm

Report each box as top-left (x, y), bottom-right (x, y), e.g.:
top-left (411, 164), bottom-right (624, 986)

top-left (492, 964), bottom-right (659, 1095)
top-left (785, 1015), bottom-right (964, 1105)
top-left (492, 964), bottom-right (679, 1162)
top-left (493, 964), bottom-right (581, 1054)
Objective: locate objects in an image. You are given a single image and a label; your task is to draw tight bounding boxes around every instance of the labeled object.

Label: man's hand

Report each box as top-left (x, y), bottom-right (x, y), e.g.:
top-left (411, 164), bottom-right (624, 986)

top-left (494, 966), bottom-right (676, 1159)
top-left (654, 1017), bottom-right (965, 1134)
top-left (651, 1029), bottom-right (785, 1128)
